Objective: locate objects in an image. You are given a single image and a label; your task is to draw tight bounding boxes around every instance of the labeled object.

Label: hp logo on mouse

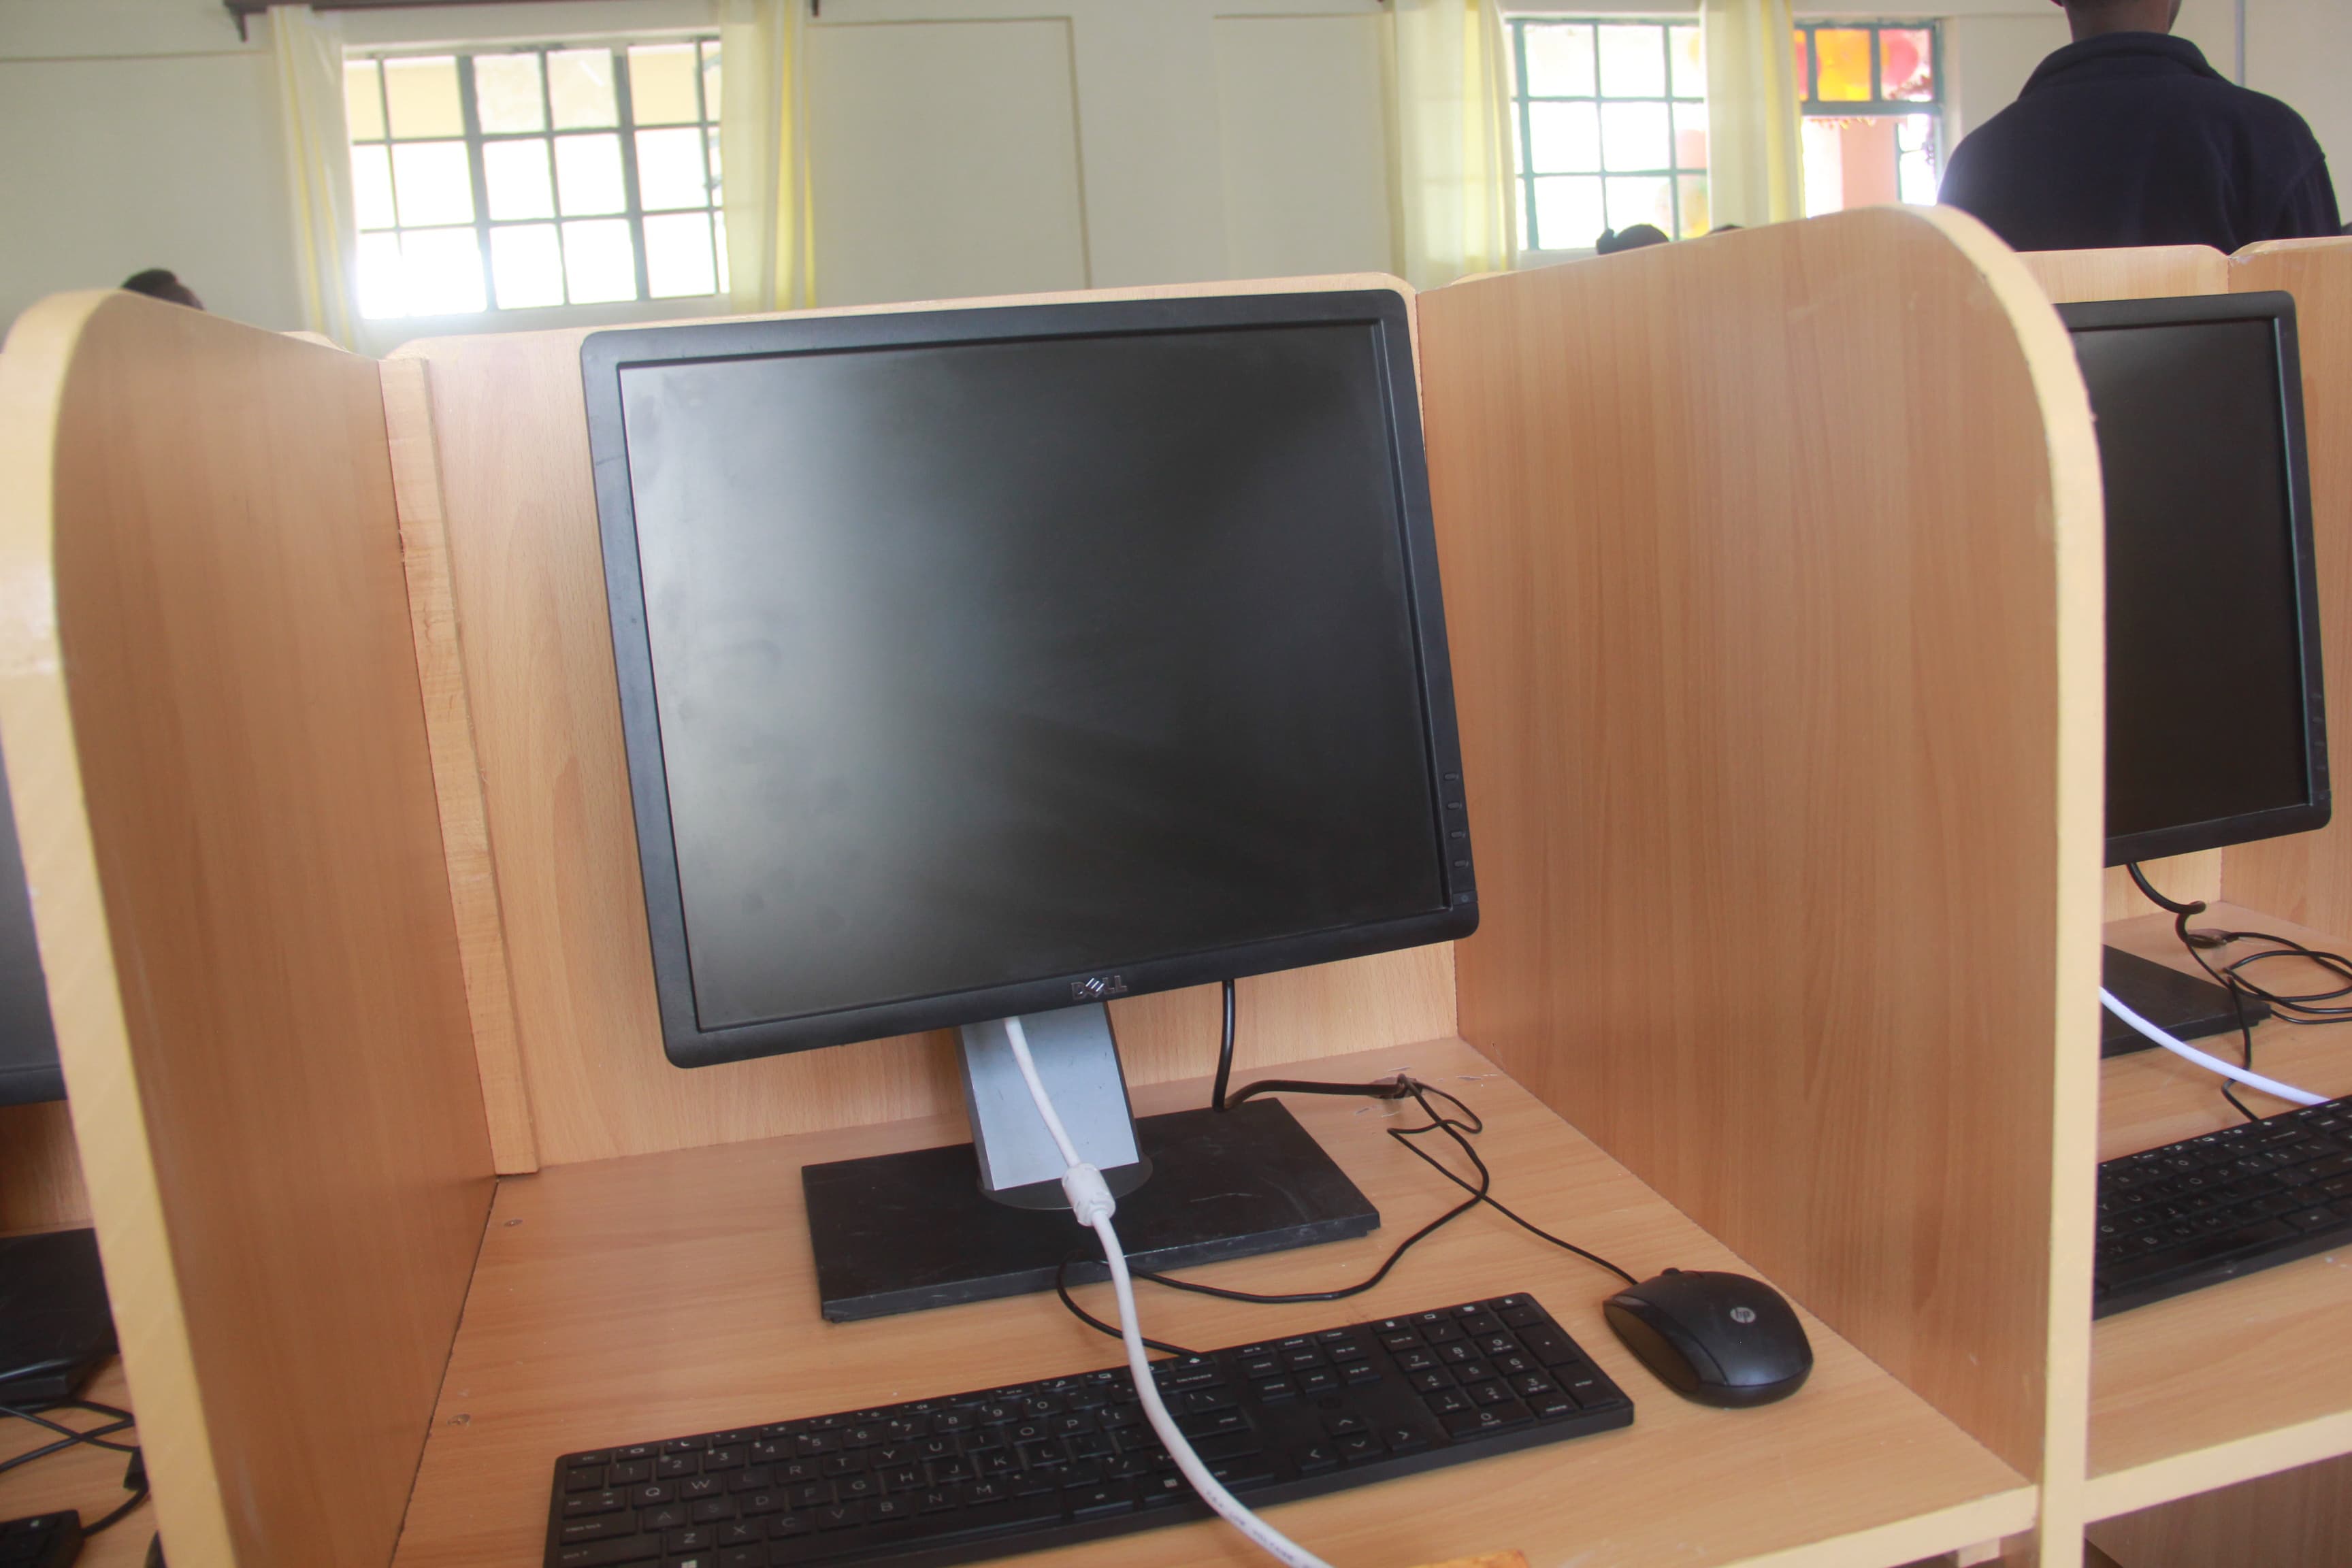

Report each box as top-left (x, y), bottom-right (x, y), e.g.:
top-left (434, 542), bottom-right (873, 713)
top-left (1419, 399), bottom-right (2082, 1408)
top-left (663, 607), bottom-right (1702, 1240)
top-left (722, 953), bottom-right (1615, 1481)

top-left (1730, 1306), bottom-right (1757, 1324)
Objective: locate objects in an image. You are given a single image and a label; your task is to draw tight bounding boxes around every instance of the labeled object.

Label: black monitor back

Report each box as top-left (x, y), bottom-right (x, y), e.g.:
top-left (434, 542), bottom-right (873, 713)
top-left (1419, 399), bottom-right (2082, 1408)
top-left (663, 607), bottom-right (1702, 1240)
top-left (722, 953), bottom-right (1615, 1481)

top-left (0, 735), bottom-right (61, 1106)
top-left (2062, 293), bottom-right (2329, 866)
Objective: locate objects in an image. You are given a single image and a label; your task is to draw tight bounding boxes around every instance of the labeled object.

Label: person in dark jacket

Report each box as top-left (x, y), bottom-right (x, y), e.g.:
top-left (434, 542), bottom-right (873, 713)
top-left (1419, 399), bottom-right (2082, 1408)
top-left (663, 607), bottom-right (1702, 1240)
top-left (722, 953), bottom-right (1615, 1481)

top-left (120, 269), bottom-right (204, 310)
top-left (1938, 0), bottom-right (2339, 252)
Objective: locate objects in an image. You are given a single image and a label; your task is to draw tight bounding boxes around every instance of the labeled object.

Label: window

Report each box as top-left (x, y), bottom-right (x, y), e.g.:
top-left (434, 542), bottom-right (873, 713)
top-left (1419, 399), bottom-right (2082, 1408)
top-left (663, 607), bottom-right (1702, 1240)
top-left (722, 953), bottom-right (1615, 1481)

top-left (1509, 18), bottom-right (1712, 252)
top-left (344, 39), bottom-right (726, 321)
top-left (1792, 23), bottom-right (1942, 216)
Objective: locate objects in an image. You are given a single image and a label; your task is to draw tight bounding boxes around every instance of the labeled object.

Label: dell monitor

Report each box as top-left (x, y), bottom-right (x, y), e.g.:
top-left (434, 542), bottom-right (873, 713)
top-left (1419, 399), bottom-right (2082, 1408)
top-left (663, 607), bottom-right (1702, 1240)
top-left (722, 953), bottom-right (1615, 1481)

top-left (583, 289), bottom-right (1476, 1318)
top-left (2061, 292), bottom-right (2328, 1056)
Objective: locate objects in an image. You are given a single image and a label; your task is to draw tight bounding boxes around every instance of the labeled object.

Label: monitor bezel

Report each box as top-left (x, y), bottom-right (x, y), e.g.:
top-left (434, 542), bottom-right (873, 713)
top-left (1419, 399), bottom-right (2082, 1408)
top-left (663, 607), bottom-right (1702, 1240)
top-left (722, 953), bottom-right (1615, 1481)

top-left (2059, 291), bottom-right (2331, 868)
top-left (582, 289), bottom-right (1478, 1068)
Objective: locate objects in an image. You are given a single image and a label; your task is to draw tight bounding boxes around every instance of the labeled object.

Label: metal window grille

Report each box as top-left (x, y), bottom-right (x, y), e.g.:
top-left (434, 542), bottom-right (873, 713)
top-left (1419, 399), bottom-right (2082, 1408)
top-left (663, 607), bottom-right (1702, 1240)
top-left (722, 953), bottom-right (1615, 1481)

top-left (346, 38), bottom-right (725, 320)
top-left (1509, 18), bottom-right (1710, 250)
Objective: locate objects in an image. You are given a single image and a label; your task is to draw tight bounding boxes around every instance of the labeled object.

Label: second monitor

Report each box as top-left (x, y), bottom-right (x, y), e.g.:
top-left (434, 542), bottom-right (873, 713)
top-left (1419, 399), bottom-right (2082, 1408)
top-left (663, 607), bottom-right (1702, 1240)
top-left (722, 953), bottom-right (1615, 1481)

top-left (582, 288), bottom-right (1476, 1318)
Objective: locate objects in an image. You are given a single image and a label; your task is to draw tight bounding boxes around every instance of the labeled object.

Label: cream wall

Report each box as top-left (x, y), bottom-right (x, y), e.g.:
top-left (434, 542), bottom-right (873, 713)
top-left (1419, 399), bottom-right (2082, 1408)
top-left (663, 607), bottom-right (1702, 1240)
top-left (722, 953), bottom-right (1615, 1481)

top-left (0, 0), bottom-right (2343, 345)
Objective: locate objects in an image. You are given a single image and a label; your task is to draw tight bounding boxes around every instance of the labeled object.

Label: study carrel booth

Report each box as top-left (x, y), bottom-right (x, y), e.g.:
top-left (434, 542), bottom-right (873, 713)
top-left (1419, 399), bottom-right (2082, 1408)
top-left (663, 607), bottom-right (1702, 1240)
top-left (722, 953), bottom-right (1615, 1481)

top-left (0, 208), bottom-right (2338, 1567)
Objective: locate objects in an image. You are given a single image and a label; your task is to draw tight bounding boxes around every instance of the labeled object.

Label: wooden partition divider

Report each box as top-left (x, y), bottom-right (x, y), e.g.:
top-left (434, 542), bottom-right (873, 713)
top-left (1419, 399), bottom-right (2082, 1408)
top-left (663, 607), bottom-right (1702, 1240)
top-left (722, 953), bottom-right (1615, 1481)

top-left (0, 294), bottom-right (496, 1568)
top-left (1418, 207), bottom-right (2107, 1564)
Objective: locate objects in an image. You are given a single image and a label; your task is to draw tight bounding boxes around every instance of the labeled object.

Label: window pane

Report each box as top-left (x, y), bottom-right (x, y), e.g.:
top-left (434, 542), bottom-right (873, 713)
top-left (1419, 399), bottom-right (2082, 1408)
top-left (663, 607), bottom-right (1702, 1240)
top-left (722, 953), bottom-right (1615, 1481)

top-left (357, 231), bottom-right (404, 319)
top-left (383, 56), bottom-right (463, 139)
top-left (1533, 174), bottom-right (1604, 251)
top-left (1897, 113), bottom-right (1938, 203)
top-left (1674, 101), bottom-right (1710, 171)
top-left (562, 218), bottom-right (638, 302)
top-left (491, 224), bottom-right (566, 308)
top-left (706, 127), bottom-right (724, 195)
top-left (549, 48), bottom-right (617, 129)
top-left (1528, 101), bottom-right (1600, 174)
top-left (1597, 25), bottom-right (1666, 98)
top-left (1882, 28), bottom-right (1933, 101)
top-left (554, 132), bottom-right (626, 216)
top-left (713, 208), bottom-right (730, 293)
top-left (1605, 174), bottom-right (1675, 235)
top-left (636, 126), bottom-right (708, 210)
top-left (702, 41), bottom-right (723, 120)
top-left (630, 44), bottom-right (700, 125)
top-left (345, 61), bottom-right (385, 142)
top-left (403, 227), bottom-right (487, 315)
top-left (1678, 175), bottom-right (1710, 238)
top-left (1669, 26), bottom-right (1704, 99)
top-left (391, 140), bottom-right (474, 227)
top-left (485, 137), bottom-right (555, 220)
top-left (1601, 101), bottom-right (1670, 172)
top-left (1522, 23), bottom-right (1595, 97)
top-left (475, 52), bottom-right (546, 133)
top-left (1814, 29), bottom-right (1872, 101)
top-left (646, 211), bottom-right (718, 297)
top-left (351, 145), bottom-right (396, 230)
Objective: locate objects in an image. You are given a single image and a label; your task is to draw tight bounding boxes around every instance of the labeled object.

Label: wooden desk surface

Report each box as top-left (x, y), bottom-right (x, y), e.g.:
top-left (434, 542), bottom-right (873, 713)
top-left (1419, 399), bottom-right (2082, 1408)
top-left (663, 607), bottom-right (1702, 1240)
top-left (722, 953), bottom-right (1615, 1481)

top-left (0, 1360), bottom-right (153, 1566)
top-left (394, 1038), bottom-right (2030, 1568)
top-left (2090, 907), bottom-right (2352, 1518)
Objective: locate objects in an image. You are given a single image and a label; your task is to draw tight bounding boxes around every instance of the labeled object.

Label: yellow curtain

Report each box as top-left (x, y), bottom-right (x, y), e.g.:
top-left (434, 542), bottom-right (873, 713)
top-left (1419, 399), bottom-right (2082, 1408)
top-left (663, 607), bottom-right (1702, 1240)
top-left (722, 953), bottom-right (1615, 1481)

top-left (1701, 0), bottom-right (1804, 229)
top-left (267, 4), bottom-right (357, 346)
top-left (1388, 0), bottom-right (1516, 289)
top-left (721, 0), bottom-right (815, 313)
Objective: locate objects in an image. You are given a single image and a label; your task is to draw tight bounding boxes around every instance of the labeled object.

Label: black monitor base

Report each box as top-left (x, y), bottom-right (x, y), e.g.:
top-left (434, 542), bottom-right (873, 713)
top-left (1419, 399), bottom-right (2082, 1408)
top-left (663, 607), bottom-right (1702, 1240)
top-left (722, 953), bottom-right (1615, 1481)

top-left (803, 1098), bottom-right (1379, 1322)
top-left (2102, 945), bottom-right (2268, 1058)
top-left (0, 1229), bottom-right (116, 1404)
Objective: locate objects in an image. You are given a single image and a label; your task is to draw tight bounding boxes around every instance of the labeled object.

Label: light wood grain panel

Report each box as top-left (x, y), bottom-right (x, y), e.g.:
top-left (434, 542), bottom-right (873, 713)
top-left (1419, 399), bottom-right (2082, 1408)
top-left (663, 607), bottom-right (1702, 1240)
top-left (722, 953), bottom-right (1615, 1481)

top-left (2087, 906), bottom-right (2352, 1513)
top-left (1419, 206), bottom-right (2106, 1554)
top-left (2016, 246), bottom-right (2229, 307)
top-left (0, 1100), bottom-right (88, 1230)
top-left (381, 355), bottom-right (538, 1175)
top-left (389, 274), bottom-right (1451, 1168)
top-left (2090, 1452), bottom-right (2352, 1566)
top-left (2016, 245), bottom-right (2232, 929)
top-left (2220, 240), bottom-right (2352, 932)
top-left (0, 1361), bottom-right (152, 1567)
top-left (392, 1039), bottom-right (2034, 1568)
top-left (0, 293), bottom-right (495, 1568)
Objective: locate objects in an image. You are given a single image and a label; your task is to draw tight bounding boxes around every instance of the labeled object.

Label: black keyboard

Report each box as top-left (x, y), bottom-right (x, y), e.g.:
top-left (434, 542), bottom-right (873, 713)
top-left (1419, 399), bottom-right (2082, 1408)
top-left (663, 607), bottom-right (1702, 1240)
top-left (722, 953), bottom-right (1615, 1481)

top-left (2095, 1094), bottom-right (2352, 1316)
top-left (546, 1293), bottom-right (1633, 1568)
top-left (0, 1512), bottom-right (80, 1568)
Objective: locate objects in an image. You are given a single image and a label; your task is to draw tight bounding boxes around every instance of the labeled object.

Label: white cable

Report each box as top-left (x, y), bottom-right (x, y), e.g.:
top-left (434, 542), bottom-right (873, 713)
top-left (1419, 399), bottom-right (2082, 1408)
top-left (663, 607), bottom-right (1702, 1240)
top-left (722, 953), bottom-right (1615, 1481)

top-left (1000, 1017), bottom-right (1333, 1568)
top-left (2100, 987), bottom-right (2328, 1107)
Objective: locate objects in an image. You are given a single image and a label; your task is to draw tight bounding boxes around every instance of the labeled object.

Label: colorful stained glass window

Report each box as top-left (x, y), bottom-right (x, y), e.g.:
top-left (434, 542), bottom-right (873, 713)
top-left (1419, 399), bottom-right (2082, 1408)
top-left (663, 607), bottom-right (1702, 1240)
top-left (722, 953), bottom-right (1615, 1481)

top-left (1510, 18), bottom-right (1710, 248)
top-left (1787, 23), bottom-right (1943, 220)
top-left (346, 37), bottom-right (727, 321)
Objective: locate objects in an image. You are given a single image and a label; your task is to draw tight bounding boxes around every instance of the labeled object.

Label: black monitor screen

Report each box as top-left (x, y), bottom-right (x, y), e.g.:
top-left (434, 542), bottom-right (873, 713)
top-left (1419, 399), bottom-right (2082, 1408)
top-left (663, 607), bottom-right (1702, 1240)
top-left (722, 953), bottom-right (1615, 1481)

top-left (2065, 295), bottom-right (2328, 866)
top-left (587, 293), bottom-right (1473, 1064)
top-left (0, 736), bottom-right (61, 1106)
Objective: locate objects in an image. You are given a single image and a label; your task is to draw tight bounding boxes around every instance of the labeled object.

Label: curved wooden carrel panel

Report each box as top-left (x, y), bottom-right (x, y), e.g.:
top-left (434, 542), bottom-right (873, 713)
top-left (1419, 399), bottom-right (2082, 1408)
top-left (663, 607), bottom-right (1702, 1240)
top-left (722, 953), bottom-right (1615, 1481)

top-left (1420, 207), bottom-right (2107, 1557)
top-left (0, 293), bottom-right (495, 1568)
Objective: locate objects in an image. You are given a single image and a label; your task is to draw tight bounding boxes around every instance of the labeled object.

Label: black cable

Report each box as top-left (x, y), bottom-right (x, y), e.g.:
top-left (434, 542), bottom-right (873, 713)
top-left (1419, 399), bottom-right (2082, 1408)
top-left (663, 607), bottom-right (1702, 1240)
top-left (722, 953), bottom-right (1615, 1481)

top-left (0, 1401), bottom-right (140, 1458)
top-left (2127, 862), bottom-right (2297, 1118)
top-left (1052, 1256), bottom-right (1197, 1360)
top-left (1210, 979), bottom-right (1236, 1113)
top-left (85, 1477), bottom-right (151, 1537)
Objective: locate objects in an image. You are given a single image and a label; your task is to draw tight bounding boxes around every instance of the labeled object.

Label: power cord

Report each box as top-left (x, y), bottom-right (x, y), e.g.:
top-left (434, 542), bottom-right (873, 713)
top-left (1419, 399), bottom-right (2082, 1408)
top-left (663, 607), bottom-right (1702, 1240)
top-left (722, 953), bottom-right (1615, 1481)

top-left (0, 1399), bottom-right (150, 1536)
top-left (1000, 1015), bottom-right (1333, 1568)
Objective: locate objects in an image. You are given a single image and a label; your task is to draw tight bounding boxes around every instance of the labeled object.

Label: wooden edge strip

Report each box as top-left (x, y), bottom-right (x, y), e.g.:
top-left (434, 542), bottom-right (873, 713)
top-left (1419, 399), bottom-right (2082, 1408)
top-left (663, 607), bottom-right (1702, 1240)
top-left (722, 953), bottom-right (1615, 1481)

top-left (380, 355), bottom-right (540, 1175)
top-left (2086, 1407), bottom-right (2352, 1523)
top-left (1714, 1486), bottom-right (2039, 1568)
top-left (1915, 203), bottom-right (2109, 1568)
top-left (0, 292), bottom-right (240, 1567)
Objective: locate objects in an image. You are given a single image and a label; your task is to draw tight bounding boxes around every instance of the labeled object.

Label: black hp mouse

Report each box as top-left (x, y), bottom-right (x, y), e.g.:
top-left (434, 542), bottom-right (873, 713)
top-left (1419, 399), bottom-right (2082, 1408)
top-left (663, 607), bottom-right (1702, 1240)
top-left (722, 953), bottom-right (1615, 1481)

top-left (1604, 1269), bottom-right (1813, 1407)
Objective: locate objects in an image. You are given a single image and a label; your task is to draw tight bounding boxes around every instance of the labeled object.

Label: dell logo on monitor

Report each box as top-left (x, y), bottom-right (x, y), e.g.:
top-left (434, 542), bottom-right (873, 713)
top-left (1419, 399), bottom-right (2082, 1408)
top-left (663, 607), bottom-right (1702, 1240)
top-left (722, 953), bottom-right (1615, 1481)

top-left (1071, 975), bottom-right (1129, 1002)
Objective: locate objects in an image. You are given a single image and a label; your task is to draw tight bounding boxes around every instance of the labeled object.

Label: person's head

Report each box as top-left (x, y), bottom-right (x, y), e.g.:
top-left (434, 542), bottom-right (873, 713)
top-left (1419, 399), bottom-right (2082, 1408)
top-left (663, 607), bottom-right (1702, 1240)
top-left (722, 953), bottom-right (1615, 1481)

top-left (1596, 223), bottom-right (1671, 255)
top-left (120, 269), bottom-right (204, 310)
top-left (2052, 0), bottom-right (2180, 41)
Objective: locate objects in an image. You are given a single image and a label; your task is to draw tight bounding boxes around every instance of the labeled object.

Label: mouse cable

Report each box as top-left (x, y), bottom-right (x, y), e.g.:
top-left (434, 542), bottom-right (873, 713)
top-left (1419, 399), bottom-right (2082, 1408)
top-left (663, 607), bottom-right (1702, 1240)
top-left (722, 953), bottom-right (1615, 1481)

top-left (1000, 1015), bottom-right (1333, 1568)
top-left (0, 1400), bottom-right (138, 1480)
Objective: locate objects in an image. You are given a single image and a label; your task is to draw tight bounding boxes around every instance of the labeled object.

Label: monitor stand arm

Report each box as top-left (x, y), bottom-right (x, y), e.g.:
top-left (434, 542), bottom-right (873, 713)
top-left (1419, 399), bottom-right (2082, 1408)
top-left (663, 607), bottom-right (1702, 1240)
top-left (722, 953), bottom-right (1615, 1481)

top-left (959, 1003), bottom-right (1154, 1210)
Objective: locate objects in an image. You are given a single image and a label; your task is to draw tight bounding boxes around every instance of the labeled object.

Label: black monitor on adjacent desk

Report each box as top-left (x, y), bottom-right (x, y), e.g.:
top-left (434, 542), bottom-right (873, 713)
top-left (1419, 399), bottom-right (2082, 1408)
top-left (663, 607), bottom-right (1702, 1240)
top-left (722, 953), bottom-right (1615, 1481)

top-left (0, 736), bottom-right (62, 1108)
top-left (582, 291), bottom-right (1477, 1318)
top-left (2061, 293), bottom-right (2329, 1055)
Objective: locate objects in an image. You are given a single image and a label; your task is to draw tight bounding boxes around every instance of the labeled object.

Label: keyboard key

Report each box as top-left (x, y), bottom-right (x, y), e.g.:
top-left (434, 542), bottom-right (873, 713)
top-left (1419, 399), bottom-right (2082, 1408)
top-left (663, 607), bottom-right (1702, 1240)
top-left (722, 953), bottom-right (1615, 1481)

top-left (1443, 1401), bottom-right (1535, 1437)
top-left (1067, 1483), bottom-right (1136, 1520)
top-left (555, 1539), bottom-right (659, 1567)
